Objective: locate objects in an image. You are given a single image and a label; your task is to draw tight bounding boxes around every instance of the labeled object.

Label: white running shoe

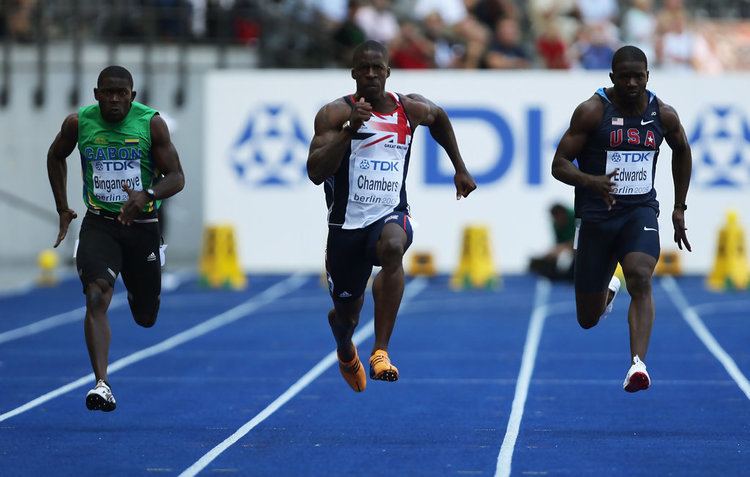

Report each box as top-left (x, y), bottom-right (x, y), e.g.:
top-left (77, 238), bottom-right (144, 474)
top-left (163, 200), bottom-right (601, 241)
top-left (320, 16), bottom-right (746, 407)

top-left (86, 379), bottom-right (116, 412)
top-left (600, 276), bottom-right (621, 319)
top-left (623, 355), bottom-right (651, 393)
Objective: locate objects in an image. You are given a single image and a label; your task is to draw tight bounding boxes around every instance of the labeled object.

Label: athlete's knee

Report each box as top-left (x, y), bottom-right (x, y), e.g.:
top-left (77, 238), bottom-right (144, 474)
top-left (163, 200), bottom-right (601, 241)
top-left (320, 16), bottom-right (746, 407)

top-left (85, 279), bottom-right (111, 313)
top-left (576, 313), bottom-right (599, 329)
top-left (575, 299), bottom-right (602, 329)
top-left (624, 266), bottom-right (652, 297)
top-left (330, 298), bottom-right (362, 329)
top-left (128, 292), bottom-right (160, 328)
top-left (378, 237), bottom-right (405, 267)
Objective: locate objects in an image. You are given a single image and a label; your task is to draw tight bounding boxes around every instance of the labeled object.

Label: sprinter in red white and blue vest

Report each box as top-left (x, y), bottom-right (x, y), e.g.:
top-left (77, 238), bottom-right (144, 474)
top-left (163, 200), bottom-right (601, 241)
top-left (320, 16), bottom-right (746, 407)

top-left (307, 41), bottom-right (476, 393)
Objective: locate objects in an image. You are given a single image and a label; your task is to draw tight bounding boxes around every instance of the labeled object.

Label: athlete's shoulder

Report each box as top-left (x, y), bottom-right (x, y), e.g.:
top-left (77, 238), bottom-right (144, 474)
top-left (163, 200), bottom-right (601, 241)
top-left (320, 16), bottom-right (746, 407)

top-left (130, 101), bottom-right (158, 119)
top-left (655, 97), bottom-right (681, 131)
top-left (398, 93), bottom-right (434, 125)
top-left (314, 96), bottom-right (350, 127)
top-left (64, 112), bottom-right (79, 125)
top-left (78, 103), bottom-right (99, 119)
top-left (149, 113), bottom-right (170, 136)
top-left (579, 92), bottom-right (606, 114)
top-left (570, 93), bottom-right (605, 130)
top-left (61, 112), bottom-right (79, 138)
top-left (328, 95), bottom-right (352, 111)
top-left (400, 93), bottom-right (431, 110)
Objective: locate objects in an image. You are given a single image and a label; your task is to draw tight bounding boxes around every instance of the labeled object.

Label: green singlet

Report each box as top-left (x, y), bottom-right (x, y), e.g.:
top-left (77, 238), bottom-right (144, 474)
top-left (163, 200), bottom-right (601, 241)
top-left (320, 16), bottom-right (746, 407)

top-left (77, 101), bottom-right (160, 214)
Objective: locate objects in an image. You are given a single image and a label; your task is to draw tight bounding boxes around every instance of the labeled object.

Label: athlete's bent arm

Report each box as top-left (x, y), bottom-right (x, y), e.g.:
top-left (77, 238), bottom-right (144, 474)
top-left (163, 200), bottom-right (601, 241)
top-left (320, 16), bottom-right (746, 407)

top-left (118, 114), bottom-right (185, 225)
top-left (47, 113), bottom-right (80, 247)
top-left (551, 98), bottom-right (618, 209)
top-left (404, 94), bottom-right (476, 198)
top-left (660, 101), bottom-right (692, 251)
top-left (307, 99), bottom-right (373, 185)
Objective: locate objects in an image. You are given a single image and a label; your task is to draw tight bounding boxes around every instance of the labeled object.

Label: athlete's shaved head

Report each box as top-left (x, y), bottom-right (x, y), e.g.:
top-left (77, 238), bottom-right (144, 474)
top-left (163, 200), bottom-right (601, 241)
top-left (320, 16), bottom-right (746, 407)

top-left (95, 65), bottom-right (136, 123)
top-left (352, 40), bottom-right (389, 66)
top-left (97, 65), bottom-right (133, 89)
top-left (611, 46), bottom-right (647, 71)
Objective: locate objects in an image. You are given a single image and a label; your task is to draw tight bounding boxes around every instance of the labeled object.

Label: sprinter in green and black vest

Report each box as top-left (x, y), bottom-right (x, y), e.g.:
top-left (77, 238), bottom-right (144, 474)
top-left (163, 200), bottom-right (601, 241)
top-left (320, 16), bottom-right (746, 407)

top-left (47, 66), bottom-right (185, 412)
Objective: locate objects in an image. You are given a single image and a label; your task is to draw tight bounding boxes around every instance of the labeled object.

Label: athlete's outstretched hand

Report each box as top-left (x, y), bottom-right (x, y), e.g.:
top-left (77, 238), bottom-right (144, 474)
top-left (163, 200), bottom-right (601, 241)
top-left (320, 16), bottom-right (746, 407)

top-left (118, 184), bottom-right (149, 225)
top-left (349, 96), bottom-right (372, 130)
top-left (54, 208), bottom-right (78, 248)
top-left (588, 169), bottom-right (618, 210)
top-left (672, 209), bottom-right (692, 251)
top-left (454, 170), bottom-right (477, 199)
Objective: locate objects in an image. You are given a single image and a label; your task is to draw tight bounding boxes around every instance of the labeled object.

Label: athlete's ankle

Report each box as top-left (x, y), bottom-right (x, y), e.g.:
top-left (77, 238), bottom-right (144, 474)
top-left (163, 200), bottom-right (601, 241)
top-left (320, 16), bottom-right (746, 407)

top-left (337, 343), bottom-right (356, 362)
top-left (370, 346), bottom-right (388, 356)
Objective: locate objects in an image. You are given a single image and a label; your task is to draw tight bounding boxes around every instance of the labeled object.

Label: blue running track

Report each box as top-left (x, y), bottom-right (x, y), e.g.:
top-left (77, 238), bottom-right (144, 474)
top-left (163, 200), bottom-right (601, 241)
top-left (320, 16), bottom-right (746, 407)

top-left (0, 274), bottom-right (747, 476)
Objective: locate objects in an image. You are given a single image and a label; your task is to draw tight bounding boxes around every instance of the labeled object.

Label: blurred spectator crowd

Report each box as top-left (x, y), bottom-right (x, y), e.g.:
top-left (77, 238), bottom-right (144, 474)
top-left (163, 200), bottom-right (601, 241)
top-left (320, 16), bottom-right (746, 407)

top-left (2, 0), bottom-right (750, 70)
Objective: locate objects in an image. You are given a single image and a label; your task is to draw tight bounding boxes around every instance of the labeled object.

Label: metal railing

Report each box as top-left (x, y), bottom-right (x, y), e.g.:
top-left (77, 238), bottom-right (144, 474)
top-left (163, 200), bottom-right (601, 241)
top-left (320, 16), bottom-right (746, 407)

top-left (0, 0), bottom-right (334, 109)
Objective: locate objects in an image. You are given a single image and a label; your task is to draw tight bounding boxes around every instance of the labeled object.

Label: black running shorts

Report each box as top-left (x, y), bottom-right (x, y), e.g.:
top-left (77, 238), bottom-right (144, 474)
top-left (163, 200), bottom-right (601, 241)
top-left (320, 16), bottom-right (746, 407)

top-left (325, 211), bottom-right (413, 302)
top-left (76, 210), bottom-right (161, 299)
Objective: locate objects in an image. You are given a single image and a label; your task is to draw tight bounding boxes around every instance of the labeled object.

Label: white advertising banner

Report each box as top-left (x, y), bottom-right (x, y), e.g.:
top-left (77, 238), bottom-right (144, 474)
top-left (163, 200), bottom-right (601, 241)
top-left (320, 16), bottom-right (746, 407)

top-left (205, 71), bottom-right (750, 273)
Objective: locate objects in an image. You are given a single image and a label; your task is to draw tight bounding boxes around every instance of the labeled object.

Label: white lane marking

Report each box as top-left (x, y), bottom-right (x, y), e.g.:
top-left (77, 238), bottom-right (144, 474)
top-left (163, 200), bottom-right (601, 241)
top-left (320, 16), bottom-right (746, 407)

top-left (661, 276), bottom-right (750, 401)
top-left (0, 296), bottom-right (124, 345)
top-left (495, 279), bottom-right (551, 477)
top-left (690, 300), bottom-right (750, 315)
top-left (0, 274), bottom-right (308, 422)
top-left (0, 271), bottom-right (192, 345)
top-left (179, 277), bottom-right (428, 477)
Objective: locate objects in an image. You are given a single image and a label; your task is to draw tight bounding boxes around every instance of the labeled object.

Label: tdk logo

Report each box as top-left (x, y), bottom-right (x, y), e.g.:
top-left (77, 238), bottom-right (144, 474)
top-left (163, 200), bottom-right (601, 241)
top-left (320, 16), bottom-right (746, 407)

top-left (94, 160), bottom-right (138, 172)
top-left (618, 152), bottom-right (651, 163)
top-left (611, 153), bottom-right (621, 163)
top-left (358, 159), bottom-right (398, 171)
top-left (370, 160), bottom-right (399, 171)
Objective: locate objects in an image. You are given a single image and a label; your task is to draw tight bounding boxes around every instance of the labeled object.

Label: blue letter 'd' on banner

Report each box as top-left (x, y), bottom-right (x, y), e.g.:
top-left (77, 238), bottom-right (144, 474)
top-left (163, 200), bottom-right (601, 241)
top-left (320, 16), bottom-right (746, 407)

top-left (424, 108), bottom-right (514, 184)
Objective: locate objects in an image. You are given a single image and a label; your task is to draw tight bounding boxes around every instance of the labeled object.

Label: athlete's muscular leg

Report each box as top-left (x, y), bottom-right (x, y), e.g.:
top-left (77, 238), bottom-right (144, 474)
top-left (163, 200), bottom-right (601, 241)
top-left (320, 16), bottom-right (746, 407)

top-left (372, 223), bottom-right (407, 353)
top-left (329, 297), bottom-right (364, 361)
top-left (575, 258), bottom-right (618, 329)
top-left (621, 252), bottom-right (657, 360)
top-left (128, 292), bottom-right (160, 328)
top-left (84, 278), bottom-right (114, 381)
top-left (574, 291), bottom-right (610, 329)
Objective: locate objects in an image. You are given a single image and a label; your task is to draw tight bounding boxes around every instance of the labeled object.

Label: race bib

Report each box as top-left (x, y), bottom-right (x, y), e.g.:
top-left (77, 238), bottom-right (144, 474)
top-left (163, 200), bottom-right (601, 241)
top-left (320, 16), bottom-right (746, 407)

top-left (606, 150), bottom-right (654, 195)
top-left (91, 160), bottom-right (143, 202)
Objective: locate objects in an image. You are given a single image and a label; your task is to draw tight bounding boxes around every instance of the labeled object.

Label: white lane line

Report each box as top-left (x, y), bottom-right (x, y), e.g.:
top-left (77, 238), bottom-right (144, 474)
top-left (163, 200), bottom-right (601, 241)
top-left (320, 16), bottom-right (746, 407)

top-left (0, 274), bottom-right (308, 423)
top-left (690, 300), bottom-right (750, 315)
top-left (495, 279), bottom-right (551, 477)
top-left (179, 277), bottom-right (429, 477)
top-left (0, 297), bottom-right (125, 345)
top-left (0, 271), bottom-right (191, 345)
top-left (661, 276), bottom-right (750, 400)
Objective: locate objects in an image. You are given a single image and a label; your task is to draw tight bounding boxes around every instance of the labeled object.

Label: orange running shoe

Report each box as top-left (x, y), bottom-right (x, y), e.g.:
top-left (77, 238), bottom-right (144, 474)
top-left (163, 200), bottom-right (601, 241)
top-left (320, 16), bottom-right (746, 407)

top-left (338, 348), bottom-right (367, 392)
top-left (369, 349), bottom-right (399, 382)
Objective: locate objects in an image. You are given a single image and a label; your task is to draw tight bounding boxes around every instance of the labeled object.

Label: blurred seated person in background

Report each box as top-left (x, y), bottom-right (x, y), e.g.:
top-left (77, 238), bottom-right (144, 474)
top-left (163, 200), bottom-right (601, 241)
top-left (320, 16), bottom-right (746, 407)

top-left (536, 18), bottom-right (571, 69)
top-left (390, 20), bottom-right (436, 69)
top-left (529, 203), bottom-right (576, 281)
top-left (484, 18), bottom-right (531, 69)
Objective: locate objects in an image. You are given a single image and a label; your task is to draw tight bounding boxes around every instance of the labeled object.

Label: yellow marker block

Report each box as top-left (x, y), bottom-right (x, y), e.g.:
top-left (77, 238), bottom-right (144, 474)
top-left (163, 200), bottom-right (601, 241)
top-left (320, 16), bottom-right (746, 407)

top-left (655, 250), bottom-right (682, 276)
top-left (614, 262), bottom-right (625, 282)
top-left (707, 211), bottom-right (750, 291)
top-left (37, 249), bottom-right (59, 286)
top-left (408, 251), bottom-right (436, 277)
top-left (451, 225), bottom-right (498, 289)
top-left (199, 224), bottom-right (247, 290)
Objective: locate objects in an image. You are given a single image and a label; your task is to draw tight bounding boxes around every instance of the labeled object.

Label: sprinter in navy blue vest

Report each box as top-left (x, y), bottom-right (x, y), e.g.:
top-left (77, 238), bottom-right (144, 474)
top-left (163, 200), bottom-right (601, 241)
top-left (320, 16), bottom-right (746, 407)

top-left (551, 46), bottom-right (692, 393)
